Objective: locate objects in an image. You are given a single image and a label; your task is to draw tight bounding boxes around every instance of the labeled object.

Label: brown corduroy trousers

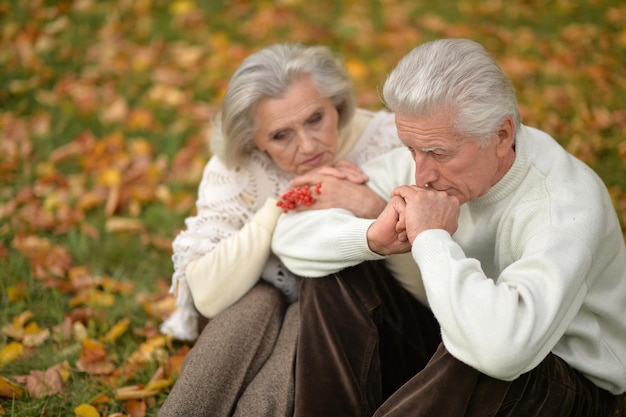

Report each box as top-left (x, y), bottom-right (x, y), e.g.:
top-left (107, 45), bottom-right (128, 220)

top-left (158, 282), bottom-right (298, 417)
top-left (294, 261), bottom-right (619, 417)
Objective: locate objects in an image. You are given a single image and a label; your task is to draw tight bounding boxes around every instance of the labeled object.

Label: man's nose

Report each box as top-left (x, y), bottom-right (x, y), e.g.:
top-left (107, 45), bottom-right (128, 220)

top-left (413, 154), bottom-right (437, 187)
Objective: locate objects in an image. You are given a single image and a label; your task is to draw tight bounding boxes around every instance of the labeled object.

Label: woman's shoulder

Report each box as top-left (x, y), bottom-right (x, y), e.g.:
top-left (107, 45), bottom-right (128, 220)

top-left (353, 108), bottom-right (393, 124)
top-left (342, 108), bottom-right (402, 165)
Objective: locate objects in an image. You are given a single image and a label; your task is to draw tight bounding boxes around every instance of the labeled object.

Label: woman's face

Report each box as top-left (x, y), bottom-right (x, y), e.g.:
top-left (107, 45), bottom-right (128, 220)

top-left (252, 76), bottom-right (340, 175)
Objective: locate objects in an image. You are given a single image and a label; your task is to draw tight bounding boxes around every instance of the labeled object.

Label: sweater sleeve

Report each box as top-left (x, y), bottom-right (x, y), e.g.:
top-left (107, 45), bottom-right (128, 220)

top-left (413, 228), bottom-right (592, 380)
top-left (272, 147), bottom-right (414, 276)
top-left (186, 198), bottom-right (282, 318)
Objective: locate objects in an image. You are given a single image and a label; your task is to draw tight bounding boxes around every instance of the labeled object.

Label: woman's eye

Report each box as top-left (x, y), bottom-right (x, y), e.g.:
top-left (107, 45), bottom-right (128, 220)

top-left (273, 131), bottom-right (289, 141)
top-left (308, 112), bottom-right (323, 124)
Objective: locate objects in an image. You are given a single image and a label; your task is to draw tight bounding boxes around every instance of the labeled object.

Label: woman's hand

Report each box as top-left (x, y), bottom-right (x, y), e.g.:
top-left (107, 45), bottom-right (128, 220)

top-left (278, 160), bottom-right (385, 218)
top-left (299, 176), bottom-right (385, 218)
top-left (290, 160), bottom-right (369, 187)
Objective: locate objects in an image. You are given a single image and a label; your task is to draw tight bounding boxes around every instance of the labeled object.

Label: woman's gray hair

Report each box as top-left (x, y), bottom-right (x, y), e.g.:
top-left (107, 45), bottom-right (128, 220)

top-left (212, 43), bottom-right (356, 167)
top-left (383, 39), bottom-right (521, 146)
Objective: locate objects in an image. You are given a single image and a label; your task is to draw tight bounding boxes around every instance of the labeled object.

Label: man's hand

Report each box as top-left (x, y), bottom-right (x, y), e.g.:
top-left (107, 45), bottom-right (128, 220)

top-left (366, 186), bottom-right (460, 255)
top-left (391, 185), bottom-right (460, 243)
top-left (366, 195), bottom-right (412, 255)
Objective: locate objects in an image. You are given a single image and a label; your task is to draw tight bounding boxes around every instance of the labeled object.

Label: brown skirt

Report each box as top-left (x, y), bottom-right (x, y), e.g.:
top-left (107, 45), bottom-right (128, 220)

top-left (158, 282), bottom-right (298, 417)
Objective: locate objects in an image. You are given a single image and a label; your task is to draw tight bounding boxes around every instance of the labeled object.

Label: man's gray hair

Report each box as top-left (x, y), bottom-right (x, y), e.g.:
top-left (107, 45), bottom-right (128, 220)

top-left (383, 39), bottom-right (521, 146)
top-left (213, 43), bottom-right (355, 167)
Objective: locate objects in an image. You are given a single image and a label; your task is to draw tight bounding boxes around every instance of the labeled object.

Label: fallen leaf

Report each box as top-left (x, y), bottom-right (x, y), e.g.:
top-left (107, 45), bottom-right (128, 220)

top-left (21, 322), bottom-right (51, 347)
top-left (115, 385), bottom-right (159, 400)
top-left (74, 403), bottom-right (100, 417)
top-left (101, 318), bottom-right (131, 343)
top-left (125, 398), bottom-right (147, 417)
top-left (76, 339), bottom-right (116, 375)
top-left (0, 375), bottom-right (24, 399)
top-left (13, 363), bottom-right (66, 398)
top-left (0, 341), bottom-right (24, 367)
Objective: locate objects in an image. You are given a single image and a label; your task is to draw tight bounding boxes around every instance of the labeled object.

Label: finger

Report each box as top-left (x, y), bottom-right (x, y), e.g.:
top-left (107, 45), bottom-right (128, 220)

top-left (333, 160), bottom-right (360, 170)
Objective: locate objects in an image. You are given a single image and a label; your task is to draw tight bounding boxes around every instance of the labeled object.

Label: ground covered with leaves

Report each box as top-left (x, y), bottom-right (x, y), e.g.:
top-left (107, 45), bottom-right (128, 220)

top-left (1, 0), bottom-right (625, 416)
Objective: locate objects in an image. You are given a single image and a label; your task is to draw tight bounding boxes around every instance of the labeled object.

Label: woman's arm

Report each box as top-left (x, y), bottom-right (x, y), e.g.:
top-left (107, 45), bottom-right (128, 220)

top-left (186, 198), bottom-right (281, 318)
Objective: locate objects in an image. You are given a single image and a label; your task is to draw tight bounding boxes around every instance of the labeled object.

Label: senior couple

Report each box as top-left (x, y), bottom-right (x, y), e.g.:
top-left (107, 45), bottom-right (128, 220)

top-left (159, 39), bottom-right (626, 417)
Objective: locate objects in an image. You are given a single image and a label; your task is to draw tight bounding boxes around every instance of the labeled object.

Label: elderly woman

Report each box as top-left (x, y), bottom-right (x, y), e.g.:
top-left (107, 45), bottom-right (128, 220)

top-left (157, 43), bottom-right (403, 416)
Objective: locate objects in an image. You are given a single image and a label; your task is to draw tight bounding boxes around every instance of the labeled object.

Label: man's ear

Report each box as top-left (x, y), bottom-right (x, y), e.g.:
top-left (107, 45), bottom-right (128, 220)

top-left (496, 116), bottom-right (515, 156)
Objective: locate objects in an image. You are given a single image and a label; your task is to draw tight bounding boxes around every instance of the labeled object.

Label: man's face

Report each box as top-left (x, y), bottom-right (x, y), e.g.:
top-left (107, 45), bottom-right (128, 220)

top-left (395, 109), bottom-right (515, 205)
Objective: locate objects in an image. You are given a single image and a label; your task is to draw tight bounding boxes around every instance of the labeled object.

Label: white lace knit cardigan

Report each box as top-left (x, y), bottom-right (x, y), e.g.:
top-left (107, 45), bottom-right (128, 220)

top-left (161, 109), bottom-right (402, 340)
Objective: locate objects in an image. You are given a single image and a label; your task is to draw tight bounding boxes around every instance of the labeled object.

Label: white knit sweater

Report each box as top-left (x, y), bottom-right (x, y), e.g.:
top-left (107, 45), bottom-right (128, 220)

top-left (272, 125), bottom-right (626, 395)
top-left (160, 109), bottom-right (403, 341)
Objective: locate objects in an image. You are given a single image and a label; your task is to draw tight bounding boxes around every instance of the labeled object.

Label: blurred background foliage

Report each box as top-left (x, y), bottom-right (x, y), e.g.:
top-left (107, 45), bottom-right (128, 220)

top-left (1, 0), bottom-right (625, 415)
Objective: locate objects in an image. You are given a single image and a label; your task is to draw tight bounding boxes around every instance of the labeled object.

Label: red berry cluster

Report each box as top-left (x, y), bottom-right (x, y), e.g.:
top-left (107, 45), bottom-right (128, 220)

top-left (277, 183), bottom-right (322, 213)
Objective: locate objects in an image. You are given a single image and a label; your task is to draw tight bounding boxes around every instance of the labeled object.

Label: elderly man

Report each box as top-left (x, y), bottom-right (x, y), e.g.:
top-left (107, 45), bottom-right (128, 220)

top-left (271, 39), bottom-right (626, 417)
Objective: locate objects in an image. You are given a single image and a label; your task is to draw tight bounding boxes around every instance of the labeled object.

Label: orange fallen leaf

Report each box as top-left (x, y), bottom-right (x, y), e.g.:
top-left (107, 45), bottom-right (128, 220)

top-left (76, 339), bottom-right (116, 375)
top-left (90, 392), bottom-right (112, 404)
top-left (0, 375), bottom-right (24, 399)
top-left (125, 398), bottom-right (146, 417)
top-left (165, 345), bottom-right (190, 379)
top-left (6, 283), bottom-right (26, 302)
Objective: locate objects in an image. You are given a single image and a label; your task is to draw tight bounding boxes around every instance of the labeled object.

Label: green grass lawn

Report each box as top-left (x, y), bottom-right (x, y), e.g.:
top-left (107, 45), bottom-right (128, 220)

top-left (1, 0), bottom-right (625, 415)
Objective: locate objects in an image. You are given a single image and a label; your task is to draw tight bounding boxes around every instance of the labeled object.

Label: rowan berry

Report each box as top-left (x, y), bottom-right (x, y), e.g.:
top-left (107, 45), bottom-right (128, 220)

top-left (276, 182), bottom-right (322, 213)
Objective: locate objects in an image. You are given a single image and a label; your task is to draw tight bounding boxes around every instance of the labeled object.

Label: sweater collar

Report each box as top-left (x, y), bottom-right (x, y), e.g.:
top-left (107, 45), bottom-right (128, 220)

top-left (469, 125), bottom-right (532, 207)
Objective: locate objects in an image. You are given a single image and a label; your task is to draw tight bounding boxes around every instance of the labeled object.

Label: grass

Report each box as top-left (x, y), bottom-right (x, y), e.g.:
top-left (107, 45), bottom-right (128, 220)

top-left (1, 0), bottom-right (625, 415)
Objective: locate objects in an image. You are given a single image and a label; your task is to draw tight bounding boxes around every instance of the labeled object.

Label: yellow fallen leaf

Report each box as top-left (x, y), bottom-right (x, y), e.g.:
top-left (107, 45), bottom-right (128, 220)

top-left (105, 217), bottom-right (145, 233)
top-left (74, 403), bottom-right (100, 417)
top-left (169, 0), bottom-right (195, 15)
top-left (100, 318), bottom-right (130, 343)
top-left (0, 341), bottom-right (24, 367)
top-left (114, 385), bottom-right (159, 400)
top-left (0, 375), bottom-right (23, 398)
top-left (1, 311), bottom-right (34, 339)
top-left (97, 168), bottom-right (121, 187)
top-left (7, 284), bottom-right (26, 302)
top-left (22, 322), bottom-right (50, 347)
top-left (144, 378), bottom-right (172, 391)
top-left (53, 361), bottom-right (71, 383)
top-left (73, 321), bottom-right (89, 342)
top-left (13, 311), bottom-right (33, 328)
